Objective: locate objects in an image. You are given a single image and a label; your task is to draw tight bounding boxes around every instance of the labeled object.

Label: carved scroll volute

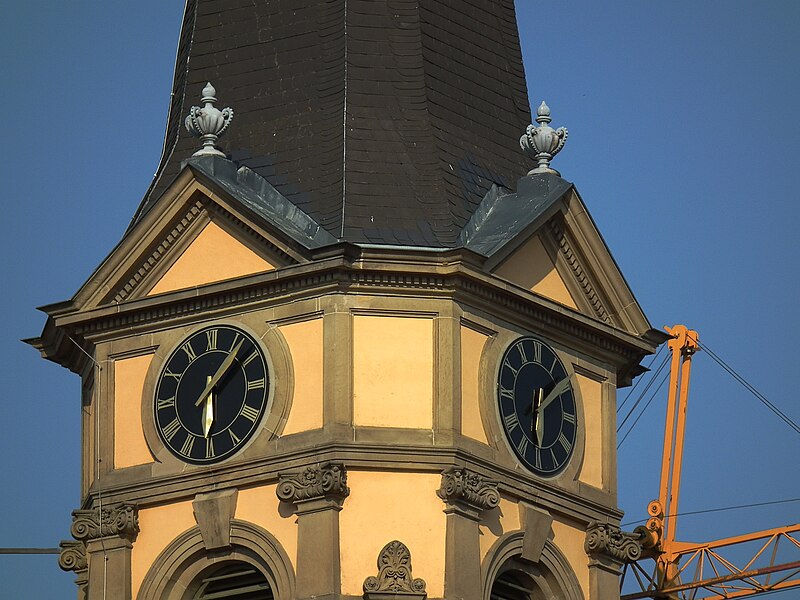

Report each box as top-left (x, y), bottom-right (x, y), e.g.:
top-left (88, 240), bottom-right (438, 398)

top-left (276, 462), bottom-right (350, 508)
top-left (70, 504), bottom-right (139, 542)
top-left (363, 540), bottom-right (427, 600)
top-left (584, 522), bottom-right (645, 565)
top-left (58, 540), bottom-right (87, 573)
top-left (437, 467), bottom-right (500, 518)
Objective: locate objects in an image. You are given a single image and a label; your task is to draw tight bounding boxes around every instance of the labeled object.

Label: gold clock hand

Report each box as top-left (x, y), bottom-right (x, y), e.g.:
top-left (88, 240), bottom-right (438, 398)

top-left (531, 388), bottom-right (544, 445)
top-left (538, 375), bottom-right (572, 413)
top-left (202, 375), bottom-right (214, 438)
top-left (195, 338), bottom-right (245, 407)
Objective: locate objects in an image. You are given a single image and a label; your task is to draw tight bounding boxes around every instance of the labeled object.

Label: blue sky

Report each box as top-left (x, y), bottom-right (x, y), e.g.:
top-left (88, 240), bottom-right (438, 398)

top-left (2, 1), bottom-right (798, 597)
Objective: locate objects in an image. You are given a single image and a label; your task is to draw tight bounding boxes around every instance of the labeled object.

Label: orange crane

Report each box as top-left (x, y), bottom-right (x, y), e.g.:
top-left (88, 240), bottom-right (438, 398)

top-left (620, 325), bottom-right (800, 599)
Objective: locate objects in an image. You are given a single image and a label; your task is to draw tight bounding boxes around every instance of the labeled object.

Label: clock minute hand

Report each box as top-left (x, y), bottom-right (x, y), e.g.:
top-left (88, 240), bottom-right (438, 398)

top-left (195, 338), bottom-right (245, 406)
top-left (538, 376), bottom-right (573, 413)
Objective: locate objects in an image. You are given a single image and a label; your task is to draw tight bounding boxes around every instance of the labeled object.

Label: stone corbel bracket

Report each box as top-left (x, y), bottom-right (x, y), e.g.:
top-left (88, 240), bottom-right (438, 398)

top-left (276, 462), bottom-right (350, 509)
top-left (437, 466), bottom-right (500, 519)
top-left (363, 540), bottom-right (427, 600)
top-left (70, 503), bottom-right (139, 543)
top-left (584, 521), bottom-right (645, 565)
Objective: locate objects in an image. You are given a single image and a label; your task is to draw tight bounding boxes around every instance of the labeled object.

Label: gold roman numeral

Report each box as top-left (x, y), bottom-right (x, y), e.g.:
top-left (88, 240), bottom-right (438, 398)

top-left (516, 436), bottom-right (529, 456)
top-left (182, 341), bottom-right (197, 363)
top-left (156, 396), bottom-right (175, 410)
top-left (241, 350), bottom-right (259, 368)
top-left (534, 447), bottom-right (542, 470)
top-left (563, 411), bottom-right (576, 425)
top-left (557, 432), bottom-right (573, 454)
top-left (517, 343), bottom-right (528, 363)
top-left (205, 437), bottom-right (215, 459)
top-left (162, 418), bottom-right (181, 441)
top-left (241, 404), bottom-right (260, 422)
top-left (532, 340), bottom-right (543, 364)
top-left (247, 378), bottom-right (265, 391)
top-left (499, 386), bottom-right (514, 400)
top-left (503, 359), bottom-right (519, 377)
top-left (503, 412), bottom-right (520, 432)
top-left (206, 329), bottom-right (218, 351)
top-left (229, 333), bottom-right (241, 352)
top-left (163, 369), bottom-right (181, 381)
top-left (180, 435), bottom-right (195, 457)
top-left (229, 430), bottom-right (241, 445)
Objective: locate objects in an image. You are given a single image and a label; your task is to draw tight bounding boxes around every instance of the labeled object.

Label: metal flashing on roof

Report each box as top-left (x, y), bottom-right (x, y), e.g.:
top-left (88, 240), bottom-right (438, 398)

top-left (460, 173), bottom-right (574, 258)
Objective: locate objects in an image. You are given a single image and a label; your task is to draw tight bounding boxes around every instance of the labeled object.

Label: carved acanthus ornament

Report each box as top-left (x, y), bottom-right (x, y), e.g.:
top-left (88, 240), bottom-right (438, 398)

top-left (437, 467), bottom-right (500, 512)
top-left (58, 540), bottom-right (87, 573)
top-left (520, 101), bottom-right (568, 176)
top-left (585, 522), bottom-right (646, 564)
top-left (363, 540), bottom-right (427, 599)
top-left (70, 503), bottom-right (139, 542)
top-left (185, 82), bottom-right (234, 157)
top-left (276, 462), bottom-right (350, 505)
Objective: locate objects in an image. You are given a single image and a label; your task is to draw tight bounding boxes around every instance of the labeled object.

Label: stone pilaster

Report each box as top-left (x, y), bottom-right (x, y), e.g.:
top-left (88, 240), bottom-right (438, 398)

top-left (277, 462), bottom-right (349, 600)
top-left (69, 503), bottom-right (139, 600)
top-left (585, 522), bottom-right (645, 599)
top-left (437, 467), bottom-right (500, 600)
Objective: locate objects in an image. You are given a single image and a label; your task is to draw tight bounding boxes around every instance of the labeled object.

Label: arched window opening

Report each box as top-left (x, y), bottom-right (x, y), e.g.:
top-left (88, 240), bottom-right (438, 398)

top-left (491, 569), bottom-right (537, 600)
top-left (192, 563), bottom-right (273, 600)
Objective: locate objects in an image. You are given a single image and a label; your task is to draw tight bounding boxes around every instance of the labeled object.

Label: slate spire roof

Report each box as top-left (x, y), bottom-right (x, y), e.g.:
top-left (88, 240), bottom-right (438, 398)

top-left (132, 0), bottom-right (532, 247)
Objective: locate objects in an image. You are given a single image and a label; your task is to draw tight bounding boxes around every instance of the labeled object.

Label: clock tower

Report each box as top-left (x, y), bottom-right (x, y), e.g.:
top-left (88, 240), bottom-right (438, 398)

top-left (30, 2), bottom-right (665, 599)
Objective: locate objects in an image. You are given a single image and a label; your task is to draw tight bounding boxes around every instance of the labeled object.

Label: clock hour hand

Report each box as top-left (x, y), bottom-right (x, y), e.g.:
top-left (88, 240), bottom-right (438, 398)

top-left (195, 338), bottom-right (245, 406)
top-left (202, 375), bottom-right (214, 438)
top-left (531, 388), bottom-right (544, 445)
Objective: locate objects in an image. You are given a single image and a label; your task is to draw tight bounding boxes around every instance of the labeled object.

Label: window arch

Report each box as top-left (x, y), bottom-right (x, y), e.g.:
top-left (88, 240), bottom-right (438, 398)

top-left (482, 531), bottom-right (584, 600)
top-left (137, 520), bottom-right (295, 600)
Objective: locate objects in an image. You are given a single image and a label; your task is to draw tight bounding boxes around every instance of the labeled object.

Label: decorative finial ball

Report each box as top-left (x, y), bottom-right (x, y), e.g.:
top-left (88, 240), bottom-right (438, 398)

top-left (537, 101), bottom-right (551, 118)
top-left (201, 82), bottom-right (217, 104)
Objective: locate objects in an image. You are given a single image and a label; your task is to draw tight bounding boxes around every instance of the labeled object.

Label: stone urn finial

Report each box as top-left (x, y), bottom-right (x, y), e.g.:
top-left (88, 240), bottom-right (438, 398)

top-left (520, 101), bottom-right (568, 176)
top-left (185, 82), bottom-right (234, 157)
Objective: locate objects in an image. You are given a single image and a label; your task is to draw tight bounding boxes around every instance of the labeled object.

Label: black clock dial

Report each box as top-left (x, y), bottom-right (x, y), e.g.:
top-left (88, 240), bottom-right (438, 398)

top-left (497, 336), bottom-right (577, 477)
top-left (154, 325), bottom-right (269, 465)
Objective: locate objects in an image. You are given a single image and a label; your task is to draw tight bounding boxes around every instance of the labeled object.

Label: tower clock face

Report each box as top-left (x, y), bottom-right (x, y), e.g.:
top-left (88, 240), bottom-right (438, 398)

top-left (497, 336), bottom-right (577, 477)
top-left (154, 324), bottom-right (269, 465)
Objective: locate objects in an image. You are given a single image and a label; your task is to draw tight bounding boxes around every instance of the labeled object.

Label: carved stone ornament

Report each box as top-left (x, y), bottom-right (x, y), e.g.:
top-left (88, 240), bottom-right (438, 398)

top-left (520, 100), bottom-right (568, 176)
top-left (276, 462), bottom-right (350, 504)
top-left (70, 503), bottom-right (139, 542)
top-left (185, 82), bottom-right (234, 157)
top-left (584, 522), bottom-right (645, 564)
top-left (437, 467), bottom-right (500, 511)
top-left (58, 540), bottom-right (87, 573)
top-left (363, 540), bottom-right (427, 599)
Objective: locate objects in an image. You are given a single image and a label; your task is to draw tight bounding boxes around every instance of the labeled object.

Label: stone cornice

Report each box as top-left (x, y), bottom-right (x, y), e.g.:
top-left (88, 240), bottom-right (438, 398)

top-left (38, 250), bottom-right (658, 376)
top-left (276, 462), bottom-right (350, 506)
top-left (584, 521), bottom-right (645, 564)
top-left (363, 540), bottom-right (427, 599)
top-left (58, 540), bottom-right (87, 573)
top-left (70, 503), bottom-right (139, 543)
top-left (80, 443), bottom-right (622, 527)
top-left (437, 467), bottom-right (500, 512)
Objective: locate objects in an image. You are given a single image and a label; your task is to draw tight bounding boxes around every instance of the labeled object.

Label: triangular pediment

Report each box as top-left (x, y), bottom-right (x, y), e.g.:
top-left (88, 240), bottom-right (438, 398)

top-left (462, 174), bottom-right (653, 336)
top-left (71, 157), bottom-right (337, 311)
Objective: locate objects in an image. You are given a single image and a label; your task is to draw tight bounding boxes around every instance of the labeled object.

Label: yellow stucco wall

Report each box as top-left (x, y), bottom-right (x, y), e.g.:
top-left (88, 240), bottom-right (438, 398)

top-left (339, 471), bottom-right (445, 596)
top-left (494, 235), bottom-right (578, 309)
top-left (551, 516), bottom-right (590, 598)
top-left (148, 221), bottom-right (277, 296)
top-left (576, 374), bottom-right (603, 489)
top-left (461, 325), bottom-right (490, 444)
top-left (478, 496), bottom-right (522, 560)
top-left (279, 319), bottom-right (324, 435)
top-left (114, 354), bottom-right (155, 469)
top-left (236, 484), bottom-right (298, 569)
top-left (352, 315), bottom-right (434, 429)
top-left (132, 501), bottom-right (197, 599)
